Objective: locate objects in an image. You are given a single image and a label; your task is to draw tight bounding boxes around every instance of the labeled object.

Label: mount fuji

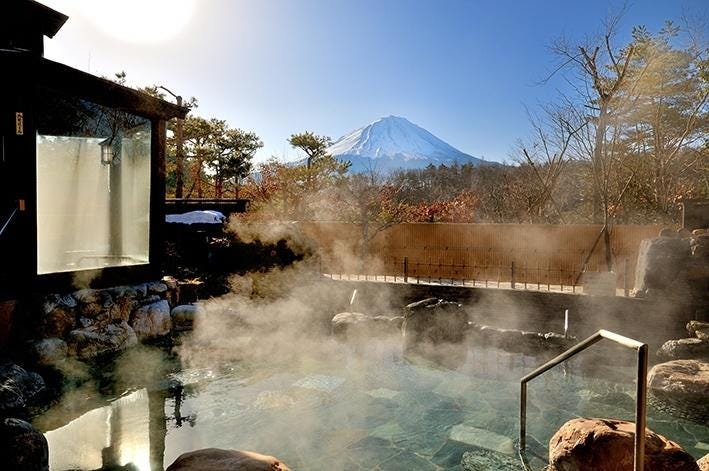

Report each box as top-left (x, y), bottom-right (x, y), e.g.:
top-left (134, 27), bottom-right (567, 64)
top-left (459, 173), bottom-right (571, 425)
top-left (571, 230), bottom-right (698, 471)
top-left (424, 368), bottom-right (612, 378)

top-left (327, 116), bottom-right (491, 173)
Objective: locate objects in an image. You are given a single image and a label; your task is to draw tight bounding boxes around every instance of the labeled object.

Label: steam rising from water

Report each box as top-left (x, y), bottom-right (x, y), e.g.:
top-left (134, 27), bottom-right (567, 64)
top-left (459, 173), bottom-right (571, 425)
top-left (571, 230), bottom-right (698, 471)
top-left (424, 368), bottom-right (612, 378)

top-left (34, 222), bottom-right (707, 470)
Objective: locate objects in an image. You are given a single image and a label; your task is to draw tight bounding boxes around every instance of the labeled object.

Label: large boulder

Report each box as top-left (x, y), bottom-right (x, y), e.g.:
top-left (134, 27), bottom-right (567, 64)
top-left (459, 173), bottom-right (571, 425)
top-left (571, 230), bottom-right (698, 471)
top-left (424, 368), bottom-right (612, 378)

top-left (331, 312), bottom-right (403, 340)
top-left (166, 448), bottom-right (291, 471)
top-left (145, 281), bottom-right (169, 296)
top-left (107, 286), bottom-right (140, 323)
top-left (171, 304), bottom-right (204, 332)
top-left (691, 234), bottom-right (709, 258)
top-left (548, 418), bottom-right (698, 471)
top-left (66, 321), bottom-right (138, 359)
top-left (658, 338), bottom-right (709, 361)
top-left (648, 360), bottom-right (709, 422)
top-left (73, 289), bottom-right (118, 329)
top-left (472, 325), bottom-right (575, 354)
top-left (35, 294), bottom-right (76, 338)
top-left (687, 321), bottom-right (709, 341)
top-left (162, 276), bottom-right (180, 306)
top-left (0, 418), bottom-right (49, 471)
top-left (403, 298), bottom-right (468, 344)
top-left (634, 237), bottom-right (691, 298)
top-left (0, 361), bottom-right (45, 414)
top-left (130, 300), bottom-right (171, 341)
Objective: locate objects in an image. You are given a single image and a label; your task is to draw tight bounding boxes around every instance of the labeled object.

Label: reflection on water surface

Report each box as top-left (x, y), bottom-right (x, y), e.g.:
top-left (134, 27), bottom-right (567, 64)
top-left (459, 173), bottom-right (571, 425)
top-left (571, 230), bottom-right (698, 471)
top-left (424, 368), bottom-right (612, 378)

top-left (34, 345), bottom-right (709, 470)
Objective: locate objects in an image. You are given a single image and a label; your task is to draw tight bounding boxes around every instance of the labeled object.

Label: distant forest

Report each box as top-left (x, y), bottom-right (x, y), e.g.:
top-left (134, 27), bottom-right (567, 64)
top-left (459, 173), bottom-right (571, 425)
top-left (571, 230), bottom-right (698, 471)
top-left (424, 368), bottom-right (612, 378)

top-left (144, 17), bottom-right (707, 230)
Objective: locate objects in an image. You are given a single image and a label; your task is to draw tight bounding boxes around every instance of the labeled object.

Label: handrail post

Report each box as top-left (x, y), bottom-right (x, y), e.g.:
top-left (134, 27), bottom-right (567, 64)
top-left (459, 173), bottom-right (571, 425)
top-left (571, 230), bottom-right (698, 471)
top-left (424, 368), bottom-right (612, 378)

top-left (634, 343), bottom-right (648, 471)
top-left (0, 208), bottom-right (18, 238)
top-left (519, 330), bottom-right (648, 470)
top-left (624, 257), bottom-right (630, 297)
top-left (520, 382), bottom-right (527, 452)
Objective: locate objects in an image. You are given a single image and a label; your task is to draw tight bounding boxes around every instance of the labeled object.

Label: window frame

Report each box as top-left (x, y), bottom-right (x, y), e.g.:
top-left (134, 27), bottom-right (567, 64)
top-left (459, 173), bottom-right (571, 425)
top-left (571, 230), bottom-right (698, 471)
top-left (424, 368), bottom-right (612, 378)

top-left (0, 51), bottom-right (182, 295)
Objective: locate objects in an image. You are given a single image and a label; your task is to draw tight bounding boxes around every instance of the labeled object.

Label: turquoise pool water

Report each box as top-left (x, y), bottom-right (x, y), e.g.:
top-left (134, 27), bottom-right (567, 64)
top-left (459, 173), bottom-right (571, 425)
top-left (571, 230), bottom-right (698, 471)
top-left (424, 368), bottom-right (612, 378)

top-left (33, 343), bottom-right (708, 470)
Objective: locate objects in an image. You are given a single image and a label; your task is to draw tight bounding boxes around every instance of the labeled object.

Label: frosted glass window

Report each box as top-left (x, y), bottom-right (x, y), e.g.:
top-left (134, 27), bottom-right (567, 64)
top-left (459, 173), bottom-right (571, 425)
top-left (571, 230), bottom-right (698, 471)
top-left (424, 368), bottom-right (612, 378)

top-left (36, 92), bottom-right (151, 274)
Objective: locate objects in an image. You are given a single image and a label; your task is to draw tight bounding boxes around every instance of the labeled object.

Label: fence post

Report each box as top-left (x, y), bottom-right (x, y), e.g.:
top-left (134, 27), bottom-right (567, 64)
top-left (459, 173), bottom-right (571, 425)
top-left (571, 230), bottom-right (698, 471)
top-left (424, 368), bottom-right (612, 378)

top-left (403, 256), bottom-right (408, 283)
top-left (511, 261), bottom-right (516, 289)
top-left (624, 257), bottom-right (630, 297)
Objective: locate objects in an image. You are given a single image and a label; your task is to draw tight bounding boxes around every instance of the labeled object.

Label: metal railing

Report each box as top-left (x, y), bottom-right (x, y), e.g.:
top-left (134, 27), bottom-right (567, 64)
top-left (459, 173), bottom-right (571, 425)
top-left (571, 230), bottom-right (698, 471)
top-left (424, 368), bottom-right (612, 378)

top-left (319, 254), bottom-right (636, 295)
top-left (519, 329), bottom-right (648, 470)
top-left (0, 208), bottom-right (17, 239)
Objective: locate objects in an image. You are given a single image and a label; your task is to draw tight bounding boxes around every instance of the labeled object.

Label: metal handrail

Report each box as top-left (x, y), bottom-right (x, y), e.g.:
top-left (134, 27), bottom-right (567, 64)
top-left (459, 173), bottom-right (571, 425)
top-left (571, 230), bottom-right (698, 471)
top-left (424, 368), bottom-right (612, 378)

top-left (0, 208), bottom-right (18, 239)
top-left (519, 329), bottom-right (648, 471)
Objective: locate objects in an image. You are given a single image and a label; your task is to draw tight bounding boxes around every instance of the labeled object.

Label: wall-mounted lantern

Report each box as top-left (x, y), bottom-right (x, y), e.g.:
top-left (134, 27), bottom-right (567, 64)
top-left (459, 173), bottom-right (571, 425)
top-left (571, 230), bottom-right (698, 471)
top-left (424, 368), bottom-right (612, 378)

top-left (100, 138), bottom-right (115, 166)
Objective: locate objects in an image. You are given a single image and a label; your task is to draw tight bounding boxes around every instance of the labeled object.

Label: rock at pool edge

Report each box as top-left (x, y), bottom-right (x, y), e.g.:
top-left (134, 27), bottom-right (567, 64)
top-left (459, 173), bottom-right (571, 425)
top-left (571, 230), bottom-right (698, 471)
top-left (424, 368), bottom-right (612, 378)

top-left (0, 418), bottom-right (49, 471)
top-left (548, 418), bottom-right (698, 471)
top-left (166, 448), bottom-right (291, 471)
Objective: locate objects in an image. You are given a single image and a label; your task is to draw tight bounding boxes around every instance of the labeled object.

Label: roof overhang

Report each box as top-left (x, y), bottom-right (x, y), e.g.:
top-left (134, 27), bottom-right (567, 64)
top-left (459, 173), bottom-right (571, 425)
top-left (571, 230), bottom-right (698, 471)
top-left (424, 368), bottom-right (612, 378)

top-left (3, 0), bottom-right (69, 39)
top-left (0, 50), bottom-right (189, 121)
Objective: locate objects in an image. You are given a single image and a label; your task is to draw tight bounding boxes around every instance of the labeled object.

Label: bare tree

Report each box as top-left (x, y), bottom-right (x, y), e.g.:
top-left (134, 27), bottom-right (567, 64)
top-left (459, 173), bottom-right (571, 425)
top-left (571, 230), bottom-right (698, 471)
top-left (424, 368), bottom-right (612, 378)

top-left (337, 169), bottom-right (408, 262)
top-left (550, 12), bottom-right (641, 270)
top-left (517, 104), bottom-right (587, 222)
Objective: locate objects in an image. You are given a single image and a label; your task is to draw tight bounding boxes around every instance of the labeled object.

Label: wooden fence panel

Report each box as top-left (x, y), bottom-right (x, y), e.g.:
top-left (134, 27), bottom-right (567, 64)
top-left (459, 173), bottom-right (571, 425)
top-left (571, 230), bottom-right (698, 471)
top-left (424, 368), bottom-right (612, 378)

top-left (300, 223), bottom-right (664, 289)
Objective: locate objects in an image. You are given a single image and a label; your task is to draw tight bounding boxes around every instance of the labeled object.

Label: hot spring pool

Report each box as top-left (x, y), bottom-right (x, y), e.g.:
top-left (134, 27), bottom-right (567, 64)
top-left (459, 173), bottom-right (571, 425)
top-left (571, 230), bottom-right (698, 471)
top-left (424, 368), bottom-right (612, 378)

top-left (32, 343), bottom-right (708, 470)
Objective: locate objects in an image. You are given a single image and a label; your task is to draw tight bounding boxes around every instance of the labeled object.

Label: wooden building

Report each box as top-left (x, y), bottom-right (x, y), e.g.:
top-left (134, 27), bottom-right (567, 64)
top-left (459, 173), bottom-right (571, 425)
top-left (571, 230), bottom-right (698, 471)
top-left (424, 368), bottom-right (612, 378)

top-left (0, 0), bottom-right (188, 300)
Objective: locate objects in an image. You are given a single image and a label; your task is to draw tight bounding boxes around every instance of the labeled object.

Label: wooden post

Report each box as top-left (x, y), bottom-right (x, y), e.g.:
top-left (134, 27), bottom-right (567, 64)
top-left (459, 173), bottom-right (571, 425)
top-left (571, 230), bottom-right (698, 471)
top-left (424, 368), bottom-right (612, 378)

top-left (403, 256), bottom-right (408, 283)
top-left (511, 261), bottom-right (516, 289)
top-left (572, 263), bottom-right (576, 293)
top-left (624, 257), bottom-right (630, 297)
top-left (537, 260), bottom-right (540, 290)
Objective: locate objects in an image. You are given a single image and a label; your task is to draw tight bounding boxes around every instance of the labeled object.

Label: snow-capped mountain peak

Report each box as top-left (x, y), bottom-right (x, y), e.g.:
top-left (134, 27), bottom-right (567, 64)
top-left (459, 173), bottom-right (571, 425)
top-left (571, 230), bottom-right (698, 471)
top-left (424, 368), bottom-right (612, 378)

top-left (327, 116), bottom-right (489, 173)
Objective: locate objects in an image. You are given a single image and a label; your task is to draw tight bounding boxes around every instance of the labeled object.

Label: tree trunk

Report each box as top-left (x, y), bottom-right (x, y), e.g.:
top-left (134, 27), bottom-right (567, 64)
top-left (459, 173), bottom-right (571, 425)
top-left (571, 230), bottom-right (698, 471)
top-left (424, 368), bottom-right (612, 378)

top-left (195, 155), bottom-right (203, 199)
top-left (174, 96), bottom-right (184, 198)
top-left (592, 106), bottom-right (607, 224)
top-left (359, 217), bottom-right (369, 274)
top-left (602, 217), bottom-right (613, 272)
top-left (592, 185), bottom-right (601, 223)
top-left (215, 171), bottom-right (223, 199)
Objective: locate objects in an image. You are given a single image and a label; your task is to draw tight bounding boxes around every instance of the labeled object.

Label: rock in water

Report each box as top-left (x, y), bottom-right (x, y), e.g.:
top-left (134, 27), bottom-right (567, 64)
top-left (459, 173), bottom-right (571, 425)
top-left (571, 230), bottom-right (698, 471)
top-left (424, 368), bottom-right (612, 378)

top-left (648, 359), bottom-right (709, 422)
top-left (687, 321), bottom-right (709, 341)
top-left (331, 312), bottom-right (403, 340)
top-left (0, 418), bottom-right (49, 471)
top-left (130, 300), bottom-right (171, 340)
top-left (0, 361), bottom-right (45, 414)
top-left (403, 298), bottom-right (468, 344)
top-left (171, 304), bottom-right (203, 331)
top-left (66, 321), bottom-right (138, 359)
top-left (658, 338), bottom-right (709, 361)
top-left (166, 448), bottom-right (291, 471)
top-left (548, 418), bottom-right (698, 471)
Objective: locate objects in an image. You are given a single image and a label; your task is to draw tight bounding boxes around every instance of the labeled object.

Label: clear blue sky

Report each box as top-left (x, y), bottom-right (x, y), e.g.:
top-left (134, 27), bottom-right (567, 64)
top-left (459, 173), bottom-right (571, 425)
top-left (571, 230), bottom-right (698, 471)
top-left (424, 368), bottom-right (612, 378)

top-left (43, 0), bottom-right (706, 163)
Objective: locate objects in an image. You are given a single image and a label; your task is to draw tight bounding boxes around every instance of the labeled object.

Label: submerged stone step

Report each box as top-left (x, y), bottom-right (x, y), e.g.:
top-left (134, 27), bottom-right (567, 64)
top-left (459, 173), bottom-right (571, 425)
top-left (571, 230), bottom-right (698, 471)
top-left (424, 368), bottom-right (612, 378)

top-left (449, 423), bottom-right (515, 455)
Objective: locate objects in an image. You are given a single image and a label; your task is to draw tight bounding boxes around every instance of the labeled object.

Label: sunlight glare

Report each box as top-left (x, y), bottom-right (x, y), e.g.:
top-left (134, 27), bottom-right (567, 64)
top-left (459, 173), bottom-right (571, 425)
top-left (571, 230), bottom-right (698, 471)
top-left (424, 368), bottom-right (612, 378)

top-left (80, 0), bottom-right (197, 43)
